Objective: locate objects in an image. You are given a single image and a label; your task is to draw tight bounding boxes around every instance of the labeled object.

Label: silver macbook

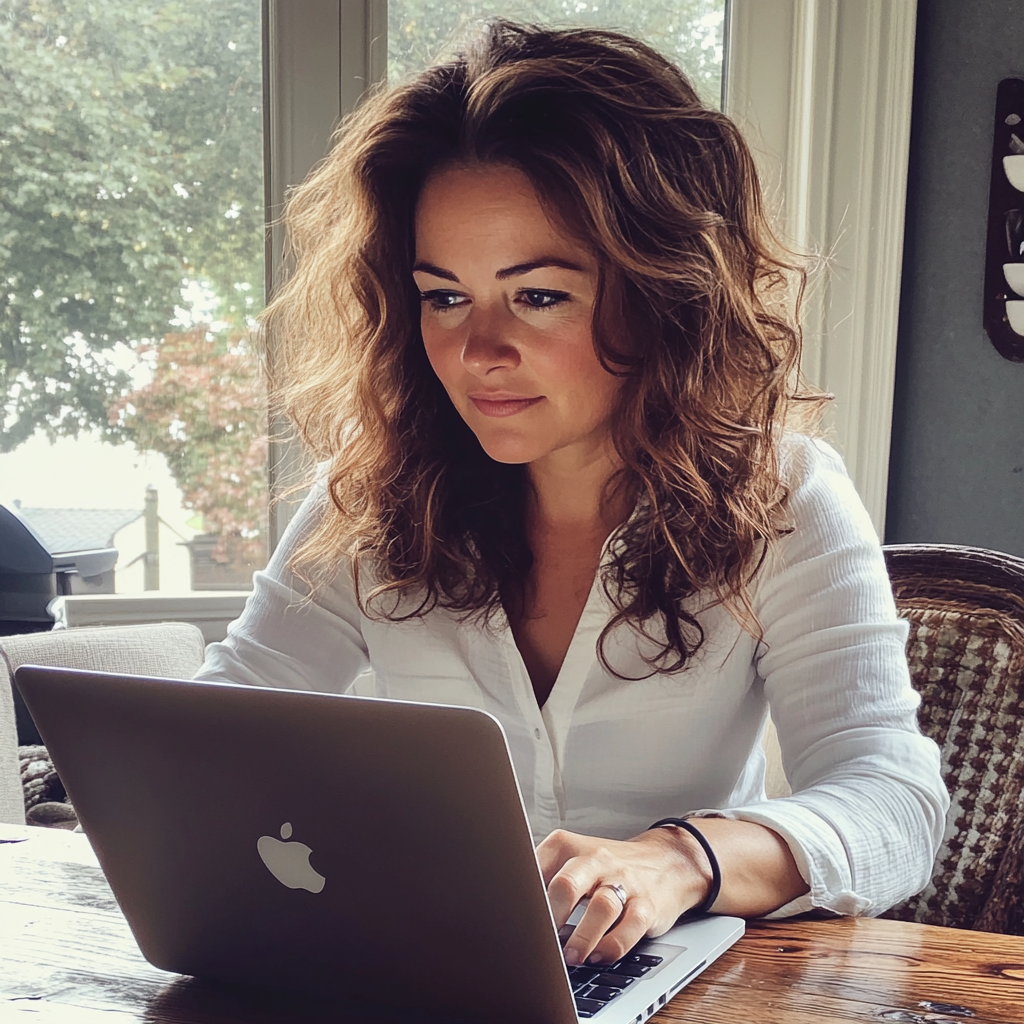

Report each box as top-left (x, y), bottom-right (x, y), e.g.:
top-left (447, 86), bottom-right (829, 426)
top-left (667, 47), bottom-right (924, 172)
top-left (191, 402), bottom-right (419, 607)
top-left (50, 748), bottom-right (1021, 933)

top-left (15, 665), bottom-right (743, 1023)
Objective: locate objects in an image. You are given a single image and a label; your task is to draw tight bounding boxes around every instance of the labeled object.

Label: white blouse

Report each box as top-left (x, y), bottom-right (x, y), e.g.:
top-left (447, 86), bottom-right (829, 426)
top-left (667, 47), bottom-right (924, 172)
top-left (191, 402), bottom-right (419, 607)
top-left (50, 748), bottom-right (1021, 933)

top-left (195, 434), bottom-right (948, 919)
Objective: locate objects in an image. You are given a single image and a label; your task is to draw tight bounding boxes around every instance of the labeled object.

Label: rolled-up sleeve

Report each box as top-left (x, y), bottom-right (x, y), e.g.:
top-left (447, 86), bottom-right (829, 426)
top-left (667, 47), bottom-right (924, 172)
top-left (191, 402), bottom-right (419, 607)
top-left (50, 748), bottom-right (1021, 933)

top-left (194, 486), bottom-right (373, 695)
top-left (698, 436), bottom-right (949, 917)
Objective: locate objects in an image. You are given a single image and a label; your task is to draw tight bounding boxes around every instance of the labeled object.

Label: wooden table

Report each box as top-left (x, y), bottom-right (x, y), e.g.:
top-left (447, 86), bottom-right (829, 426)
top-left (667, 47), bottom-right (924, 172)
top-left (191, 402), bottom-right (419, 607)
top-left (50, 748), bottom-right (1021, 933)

top-left (2, 824), bottom-right (1022, 1023)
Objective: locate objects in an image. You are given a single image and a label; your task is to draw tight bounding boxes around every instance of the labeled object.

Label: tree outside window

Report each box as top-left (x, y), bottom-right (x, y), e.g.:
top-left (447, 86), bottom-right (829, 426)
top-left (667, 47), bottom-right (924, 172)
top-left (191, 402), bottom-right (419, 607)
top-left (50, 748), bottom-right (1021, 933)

top-left (1, 0), bottom-right (724, 590)
top-left (1, 0), bottom-right (267, 583)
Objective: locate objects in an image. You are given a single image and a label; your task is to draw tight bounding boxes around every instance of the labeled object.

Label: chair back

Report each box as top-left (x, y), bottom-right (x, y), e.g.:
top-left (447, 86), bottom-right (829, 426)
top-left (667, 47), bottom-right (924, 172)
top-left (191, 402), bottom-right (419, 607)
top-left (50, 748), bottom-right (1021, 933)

top-left (882, 543), bottom-right (1024, 935)
top-left (0, 622), bottom-right (207, 825)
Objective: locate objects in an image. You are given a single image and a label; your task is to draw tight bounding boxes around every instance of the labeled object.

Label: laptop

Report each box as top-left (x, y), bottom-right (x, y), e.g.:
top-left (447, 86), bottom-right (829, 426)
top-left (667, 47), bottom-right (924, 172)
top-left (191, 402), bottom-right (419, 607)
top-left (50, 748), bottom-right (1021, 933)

top-left (15, 665), bottom-right (744, 1024)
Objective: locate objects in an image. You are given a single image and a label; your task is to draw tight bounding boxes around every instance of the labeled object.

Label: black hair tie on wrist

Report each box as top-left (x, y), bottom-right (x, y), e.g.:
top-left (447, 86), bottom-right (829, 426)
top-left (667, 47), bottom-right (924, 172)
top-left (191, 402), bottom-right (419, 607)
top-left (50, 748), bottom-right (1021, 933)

top-left (648, 817), bottom-right (722, 916)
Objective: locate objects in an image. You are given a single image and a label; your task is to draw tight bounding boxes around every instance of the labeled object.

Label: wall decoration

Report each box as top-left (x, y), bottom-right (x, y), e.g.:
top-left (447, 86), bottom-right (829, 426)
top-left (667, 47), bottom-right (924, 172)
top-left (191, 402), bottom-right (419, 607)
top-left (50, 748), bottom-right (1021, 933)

top-left (984, 77), bottom-right (1024, 360)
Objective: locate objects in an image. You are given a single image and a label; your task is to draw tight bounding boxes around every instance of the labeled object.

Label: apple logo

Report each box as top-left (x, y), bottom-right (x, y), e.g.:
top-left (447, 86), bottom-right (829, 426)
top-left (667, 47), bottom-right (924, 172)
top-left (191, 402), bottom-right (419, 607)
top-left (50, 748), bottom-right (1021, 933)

top-left (257, 822), bottom-right (326, 893)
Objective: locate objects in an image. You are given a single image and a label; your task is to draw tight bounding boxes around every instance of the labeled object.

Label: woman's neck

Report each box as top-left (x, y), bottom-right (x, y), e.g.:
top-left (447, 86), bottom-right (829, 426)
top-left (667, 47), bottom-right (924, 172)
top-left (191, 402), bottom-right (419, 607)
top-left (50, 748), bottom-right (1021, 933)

top-left (510, 438), bottom-right (630, 705)
top-left (526, 437), bottom-right (630, 537)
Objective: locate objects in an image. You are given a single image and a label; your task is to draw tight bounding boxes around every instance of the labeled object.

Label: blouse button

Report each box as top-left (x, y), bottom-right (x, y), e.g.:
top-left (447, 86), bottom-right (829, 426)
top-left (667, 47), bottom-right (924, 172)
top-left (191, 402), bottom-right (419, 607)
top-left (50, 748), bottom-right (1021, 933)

top-left (533, 727), bottom-right (542, 740)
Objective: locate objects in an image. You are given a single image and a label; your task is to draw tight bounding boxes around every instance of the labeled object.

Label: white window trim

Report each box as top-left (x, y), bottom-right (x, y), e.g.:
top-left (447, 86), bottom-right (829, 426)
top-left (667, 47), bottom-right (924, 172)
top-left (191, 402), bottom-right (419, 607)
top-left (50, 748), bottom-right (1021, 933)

top-left (50, 593), bottom-right (250, 645)
top-left (726, 0), bottom-right (918, 533)
top-left (264, 1), bottom-right (388, 549)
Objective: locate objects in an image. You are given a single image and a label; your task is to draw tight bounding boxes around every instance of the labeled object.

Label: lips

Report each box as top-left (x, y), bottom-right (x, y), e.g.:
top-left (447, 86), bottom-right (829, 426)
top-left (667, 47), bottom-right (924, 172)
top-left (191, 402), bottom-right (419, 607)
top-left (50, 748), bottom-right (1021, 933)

top-left (468, 394), bottom-right (544, 418)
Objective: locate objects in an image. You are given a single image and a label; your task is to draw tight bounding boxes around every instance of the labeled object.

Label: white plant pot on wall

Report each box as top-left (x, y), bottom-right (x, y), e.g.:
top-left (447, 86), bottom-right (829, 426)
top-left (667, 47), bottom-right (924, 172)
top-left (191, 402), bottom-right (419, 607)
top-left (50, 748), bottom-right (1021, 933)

top-left (1004, 155), bottom-right (1024, 192)
top-left (1005, 300), bottom-right (1024, 335)
top-left (1003, 263), bottom-right (1024, 295)
top-left (983, 80), bottom-right (1024, 360)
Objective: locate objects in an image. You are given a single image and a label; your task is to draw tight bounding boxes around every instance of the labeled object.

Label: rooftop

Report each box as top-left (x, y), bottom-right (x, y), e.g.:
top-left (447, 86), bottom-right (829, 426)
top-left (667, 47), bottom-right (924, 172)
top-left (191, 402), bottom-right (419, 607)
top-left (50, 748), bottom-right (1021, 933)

top-left (15, 507), bottom-right (143, 554)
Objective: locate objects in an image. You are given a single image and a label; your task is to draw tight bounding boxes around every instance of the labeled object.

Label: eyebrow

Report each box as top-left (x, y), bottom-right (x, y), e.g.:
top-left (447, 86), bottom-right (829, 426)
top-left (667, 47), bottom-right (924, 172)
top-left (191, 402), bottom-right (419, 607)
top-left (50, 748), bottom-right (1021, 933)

top-left (412, 257), bottom-right (586, 284)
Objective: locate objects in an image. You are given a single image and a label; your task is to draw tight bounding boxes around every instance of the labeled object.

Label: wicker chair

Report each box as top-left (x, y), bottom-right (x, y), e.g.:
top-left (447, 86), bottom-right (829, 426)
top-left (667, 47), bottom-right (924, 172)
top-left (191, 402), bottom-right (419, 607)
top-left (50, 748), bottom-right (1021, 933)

top-left (881, 543), bottom-right (1024, 935)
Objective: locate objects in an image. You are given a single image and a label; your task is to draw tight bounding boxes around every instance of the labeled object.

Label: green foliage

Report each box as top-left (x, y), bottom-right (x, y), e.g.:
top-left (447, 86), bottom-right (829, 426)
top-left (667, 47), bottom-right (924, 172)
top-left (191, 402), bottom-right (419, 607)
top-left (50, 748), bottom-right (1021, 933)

top-left (0, 0), bottom-right (263, 452)
top-left (388, 0), bottom-right (725, 107)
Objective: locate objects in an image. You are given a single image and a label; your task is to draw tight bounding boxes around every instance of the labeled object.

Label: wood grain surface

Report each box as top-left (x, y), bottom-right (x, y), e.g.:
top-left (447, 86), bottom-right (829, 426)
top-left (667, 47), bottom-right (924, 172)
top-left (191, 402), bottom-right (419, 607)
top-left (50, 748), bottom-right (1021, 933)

top-left (3, 826), bottom-right (1022, 1024)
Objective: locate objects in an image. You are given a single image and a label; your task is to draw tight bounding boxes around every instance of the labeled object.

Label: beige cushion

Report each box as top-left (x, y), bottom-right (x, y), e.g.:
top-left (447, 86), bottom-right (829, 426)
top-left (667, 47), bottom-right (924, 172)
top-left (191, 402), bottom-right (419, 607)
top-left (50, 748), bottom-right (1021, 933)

top-left (0, 654), bottom-right (21, 825)
top-left (0, 622), bottom-right (207, 825)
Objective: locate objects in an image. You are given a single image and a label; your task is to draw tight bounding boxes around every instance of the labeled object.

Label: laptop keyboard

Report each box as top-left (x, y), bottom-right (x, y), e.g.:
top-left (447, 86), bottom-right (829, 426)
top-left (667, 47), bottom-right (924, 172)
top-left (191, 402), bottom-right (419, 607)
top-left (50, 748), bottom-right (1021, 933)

top-left (568, 952), bottom-right (664, 1018)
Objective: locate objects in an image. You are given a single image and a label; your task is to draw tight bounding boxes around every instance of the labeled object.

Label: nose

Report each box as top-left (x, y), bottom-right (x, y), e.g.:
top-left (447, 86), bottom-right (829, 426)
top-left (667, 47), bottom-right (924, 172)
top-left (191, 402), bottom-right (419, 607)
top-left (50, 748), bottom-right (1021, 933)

top-left (461, 306), bottom-right (521, 375)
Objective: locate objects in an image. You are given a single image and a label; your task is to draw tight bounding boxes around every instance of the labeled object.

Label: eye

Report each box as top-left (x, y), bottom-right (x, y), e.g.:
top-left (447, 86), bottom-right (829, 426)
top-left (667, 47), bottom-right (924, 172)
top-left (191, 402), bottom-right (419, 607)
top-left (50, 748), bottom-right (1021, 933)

top-left (516, 289), bottom-right (570, 309)
top-left (419, 289), bottom-right (468, 311)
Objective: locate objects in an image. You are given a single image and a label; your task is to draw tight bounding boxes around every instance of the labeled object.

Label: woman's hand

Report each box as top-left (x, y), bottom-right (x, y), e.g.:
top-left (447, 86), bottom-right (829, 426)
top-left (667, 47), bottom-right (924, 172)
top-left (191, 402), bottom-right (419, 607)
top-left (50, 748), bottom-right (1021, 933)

top-left (535, 827), bottom-right (712, 966)
top-left (537, 819), bottom-right (810, 966)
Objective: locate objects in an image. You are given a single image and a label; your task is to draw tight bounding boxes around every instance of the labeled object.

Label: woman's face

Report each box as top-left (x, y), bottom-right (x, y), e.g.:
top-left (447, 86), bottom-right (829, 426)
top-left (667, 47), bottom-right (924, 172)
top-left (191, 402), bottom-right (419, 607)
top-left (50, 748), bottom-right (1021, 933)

top-left (413, 163), bottom-right (622, 469)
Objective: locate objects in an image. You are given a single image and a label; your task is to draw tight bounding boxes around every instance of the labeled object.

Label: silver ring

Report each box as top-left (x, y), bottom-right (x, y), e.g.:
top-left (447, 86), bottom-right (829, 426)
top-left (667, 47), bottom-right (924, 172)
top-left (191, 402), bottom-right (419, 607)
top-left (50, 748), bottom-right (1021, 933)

top-left (603, 883), bottom-right (628, 908)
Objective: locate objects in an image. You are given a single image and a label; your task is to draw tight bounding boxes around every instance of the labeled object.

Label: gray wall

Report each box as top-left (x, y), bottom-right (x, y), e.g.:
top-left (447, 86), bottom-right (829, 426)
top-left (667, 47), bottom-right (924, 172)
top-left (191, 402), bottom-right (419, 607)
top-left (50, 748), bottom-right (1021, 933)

top-left (886, 0), bottom-right (1024, 555)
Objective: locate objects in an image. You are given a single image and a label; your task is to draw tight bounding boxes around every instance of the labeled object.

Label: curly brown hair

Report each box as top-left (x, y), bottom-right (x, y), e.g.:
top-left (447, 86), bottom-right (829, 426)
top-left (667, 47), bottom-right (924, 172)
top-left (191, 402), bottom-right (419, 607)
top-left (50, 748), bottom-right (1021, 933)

top-left (261, 20), bottom-right (822, 676)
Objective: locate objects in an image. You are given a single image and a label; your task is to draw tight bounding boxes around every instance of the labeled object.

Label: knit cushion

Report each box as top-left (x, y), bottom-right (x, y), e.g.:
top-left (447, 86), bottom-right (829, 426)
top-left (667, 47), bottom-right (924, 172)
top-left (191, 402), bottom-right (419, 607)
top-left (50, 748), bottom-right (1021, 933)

top-left (19, 743), bottom-right (66, 808)
top-left (19, 742), bottom-right (78, 828)
top-left (884, 602), bottom-right (1024, 932)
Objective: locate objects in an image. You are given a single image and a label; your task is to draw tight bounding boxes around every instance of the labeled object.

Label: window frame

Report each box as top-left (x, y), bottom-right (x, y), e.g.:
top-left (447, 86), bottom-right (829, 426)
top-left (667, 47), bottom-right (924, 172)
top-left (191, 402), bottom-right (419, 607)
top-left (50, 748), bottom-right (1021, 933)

top-left (263, 0), bottom-right (388, 549)
top-left (725, 0), bottom-right (918, 533)
top-left (56, 0), bottom-right (916, 633)
top-left (266, 0), bottom-right (918, 548)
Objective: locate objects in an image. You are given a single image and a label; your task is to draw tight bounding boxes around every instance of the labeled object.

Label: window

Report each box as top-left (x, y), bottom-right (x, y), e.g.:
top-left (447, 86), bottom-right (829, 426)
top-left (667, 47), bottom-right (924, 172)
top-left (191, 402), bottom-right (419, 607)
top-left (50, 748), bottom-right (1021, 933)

top-left (262, 1), bottom-right (728, 551)
top-left (266, 0), bottom-right (914, 544)
top-left (1, 0), bottom-right (915, 623)
top-left (0, 0), bottom-right (268, 595)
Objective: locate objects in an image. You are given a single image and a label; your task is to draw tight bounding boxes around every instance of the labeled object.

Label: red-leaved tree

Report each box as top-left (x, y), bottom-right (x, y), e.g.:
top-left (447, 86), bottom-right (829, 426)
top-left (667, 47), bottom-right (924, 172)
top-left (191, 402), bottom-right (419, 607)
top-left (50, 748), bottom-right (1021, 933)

top-left (110, 325), bottom-right (268, 567)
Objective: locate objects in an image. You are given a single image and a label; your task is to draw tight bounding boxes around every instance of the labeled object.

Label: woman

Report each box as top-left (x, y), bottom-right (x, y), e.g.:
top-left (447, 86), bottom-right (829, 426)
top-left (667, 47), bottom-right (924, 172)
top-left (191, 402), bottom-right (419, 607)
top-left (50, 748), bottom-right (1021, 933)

top-left (197, 22), bottom-right (947, 968)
